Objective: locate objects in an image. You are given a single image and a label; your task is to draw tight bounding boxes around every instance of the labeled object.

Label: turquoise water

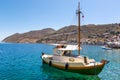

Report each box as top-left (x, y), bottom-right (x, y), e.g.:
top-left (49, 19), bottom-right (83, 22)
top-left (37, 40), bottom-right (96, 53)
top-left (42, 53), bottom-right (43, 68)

top-left (0, 43), bottom-right (119, 80)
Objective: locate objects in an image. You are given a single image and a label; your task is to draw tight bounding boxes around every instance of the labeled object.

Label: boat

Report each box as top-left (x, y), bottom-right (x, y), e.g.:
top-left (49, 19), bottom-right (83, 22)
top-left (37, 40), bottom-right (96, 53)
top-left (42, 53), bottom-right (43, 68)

top-left (106, 41), bottom-right (120, 49)
top-left (41, 2), bottom-right (109, 75)
top-left (104, 34), bottom-right (120, 49)
top-left (101, 46), bottom-right (112, 50)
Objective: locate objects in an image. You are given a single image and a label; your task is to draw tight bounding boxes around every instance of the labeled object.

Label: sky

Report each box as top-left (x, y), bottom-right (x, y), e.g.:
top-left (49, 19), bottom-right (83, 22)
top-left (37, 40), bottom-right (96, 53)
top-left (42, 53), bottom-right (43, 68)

top-left (0, 0), bottom-right (120, 41)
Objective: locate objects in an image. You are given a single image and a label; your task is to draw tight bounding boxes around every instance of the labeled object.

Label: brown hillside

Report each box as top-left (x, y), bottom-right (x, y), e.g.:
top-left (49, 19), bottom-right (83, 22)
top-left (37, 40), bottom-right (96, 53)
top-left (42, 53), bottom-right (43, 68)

top-left (3, 28), bottom-right (55, 43)
top-left (3, 23), bottom-right (120, 44)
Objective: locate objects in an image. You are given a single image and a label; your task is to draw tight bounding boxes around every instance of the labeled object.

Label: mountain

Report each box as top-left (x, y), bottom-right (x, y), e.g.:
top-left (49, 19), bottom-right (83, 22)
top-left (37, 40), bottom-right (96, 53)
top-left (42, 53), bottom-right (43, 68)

top-left (2, 28), bottom-right (56, 43)
top-left (2, 23), bottom-right (120, 44)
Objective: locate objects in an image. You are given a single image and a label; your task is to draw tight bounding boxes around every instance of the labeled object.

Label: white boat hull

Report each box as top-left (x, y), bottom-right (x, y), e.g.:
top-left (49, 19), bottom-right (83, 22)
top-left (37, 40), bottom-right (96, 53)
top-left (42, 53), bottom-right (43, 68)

top-left (42, 54), bottom-right (107, 75)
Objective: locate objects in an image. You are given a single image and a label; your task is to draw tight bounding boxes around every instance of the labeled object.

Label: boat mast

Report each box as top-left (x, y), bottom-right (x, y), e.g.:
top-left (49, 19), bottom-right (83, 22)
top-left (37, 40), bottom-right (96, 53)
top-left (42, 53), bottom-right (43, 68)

top-left (77, 2), bottom-right (81, 55)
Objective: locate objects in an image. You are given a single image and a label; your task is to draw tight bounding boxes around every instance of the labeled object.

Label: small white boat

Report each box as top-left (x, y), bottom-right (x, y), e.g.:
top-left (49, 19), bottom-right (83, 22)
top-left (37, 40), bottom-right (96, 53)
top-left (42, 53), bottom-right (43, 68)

top-left (106, 42), bottom-right (120, 49)
top-left (101, 46), bottom-right (112, 50)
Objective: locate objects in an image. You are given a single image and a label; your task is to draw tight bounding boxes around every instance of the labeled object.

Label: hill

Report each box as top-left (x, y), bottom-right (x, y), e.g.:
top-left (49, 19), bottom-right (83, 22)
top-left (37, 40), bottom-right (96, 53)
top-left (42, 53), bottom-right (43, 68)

top-left (37, 23), bottom-right (120, 44)
top-left (2, 23), bottom-right (120, 44)
top-left (2, 28), bottom-right (56, 43)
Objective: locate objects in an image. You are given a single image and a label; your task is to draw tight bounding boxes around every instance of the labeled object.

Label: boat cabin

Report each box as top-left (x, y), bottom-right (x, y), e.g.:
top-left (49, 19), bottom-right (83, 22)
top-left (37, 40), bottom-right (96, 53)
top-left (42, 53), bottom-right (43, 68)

top-left (53, 44), bottom-right (80, 57)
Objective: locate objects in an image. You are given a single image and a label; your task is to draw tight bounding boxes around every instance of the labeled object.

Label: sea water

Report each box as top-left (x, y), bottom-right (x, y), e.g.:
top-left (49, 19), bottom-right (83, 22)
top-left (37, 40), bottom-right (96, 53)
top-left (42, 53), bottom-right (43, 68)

top-left (0, 43), bottom-right (119, 80)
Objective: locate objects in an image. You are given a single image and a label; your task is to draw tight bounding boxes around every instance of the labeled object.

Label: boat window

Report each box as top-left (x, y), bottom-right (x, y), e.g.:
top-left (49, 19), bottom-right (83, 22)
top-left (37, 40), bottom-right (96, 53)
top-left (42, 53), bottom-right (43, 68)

top-left (63, 50), bottom-right (72, 56)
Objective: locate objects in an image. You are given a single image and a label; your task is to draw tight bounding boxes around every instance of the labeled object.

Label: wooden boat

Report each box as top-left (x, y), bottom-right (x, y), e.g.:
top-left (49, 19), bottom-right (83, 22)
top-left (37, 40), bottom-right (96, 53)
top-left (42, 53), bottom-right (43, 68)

top-left (42, 2), bottom-right (109, 75)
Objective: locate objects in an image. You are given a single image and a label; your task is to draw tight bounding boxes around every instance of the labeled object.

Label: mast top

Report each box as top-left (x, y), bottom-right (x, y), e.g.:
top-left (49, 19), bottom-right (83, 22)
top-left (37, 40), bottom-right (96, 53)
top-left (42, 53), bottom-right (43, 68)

top-left (77, 2), bottom-right (81, 14)
top-left (78, 2), bottom-right (80, 11)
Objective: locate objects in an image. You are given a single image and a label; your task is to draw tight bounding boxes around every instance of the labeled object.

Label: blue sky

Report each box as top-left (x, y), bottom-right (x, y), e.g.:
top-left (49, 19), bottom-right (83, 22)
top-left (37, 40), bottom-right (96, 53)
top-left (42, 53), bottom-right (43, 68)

top-left (0, 0), bottom-right (120, 41)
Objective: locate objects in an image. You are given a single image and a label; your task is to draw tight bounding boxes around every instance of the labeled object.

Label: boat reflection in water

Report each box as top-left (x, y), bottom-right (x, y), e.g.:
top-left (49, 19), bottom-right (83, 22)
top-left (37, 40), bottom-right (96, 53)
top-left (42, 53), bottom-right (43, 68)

top-left (41, 64), bottom-right (100, 80)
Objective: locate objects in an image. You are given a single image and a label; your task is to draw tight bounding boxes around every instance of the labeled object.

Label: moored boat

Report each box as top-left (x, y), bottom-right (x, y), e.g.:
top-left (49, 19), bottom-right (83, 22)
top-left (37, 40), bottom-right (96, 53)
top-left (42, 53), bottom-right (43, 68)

top-left (41, 2), bottom-right (109, 75)
top-left (106, 42), bottom-right (120, 49)
top-left (101, 46), bottom-right (112, 50)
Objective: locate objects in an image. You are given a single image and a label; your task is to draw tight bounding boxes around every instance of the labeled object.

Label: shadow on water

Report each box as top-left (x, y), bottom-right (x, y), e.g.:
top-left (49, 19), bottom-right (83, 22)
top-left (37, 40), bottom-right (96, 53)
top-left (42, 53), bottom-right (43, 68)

top-left (40, 64), bottom-right (100, 80)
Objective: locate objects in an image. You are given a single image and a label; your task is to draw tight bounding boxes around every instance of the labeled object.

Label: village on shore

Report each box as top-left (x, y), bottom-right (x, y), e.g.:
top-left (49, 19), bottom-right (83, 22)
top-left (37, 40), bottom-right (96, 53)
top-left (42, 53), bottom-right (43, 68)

top-left (40, 31), bottom-right (120, 45)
